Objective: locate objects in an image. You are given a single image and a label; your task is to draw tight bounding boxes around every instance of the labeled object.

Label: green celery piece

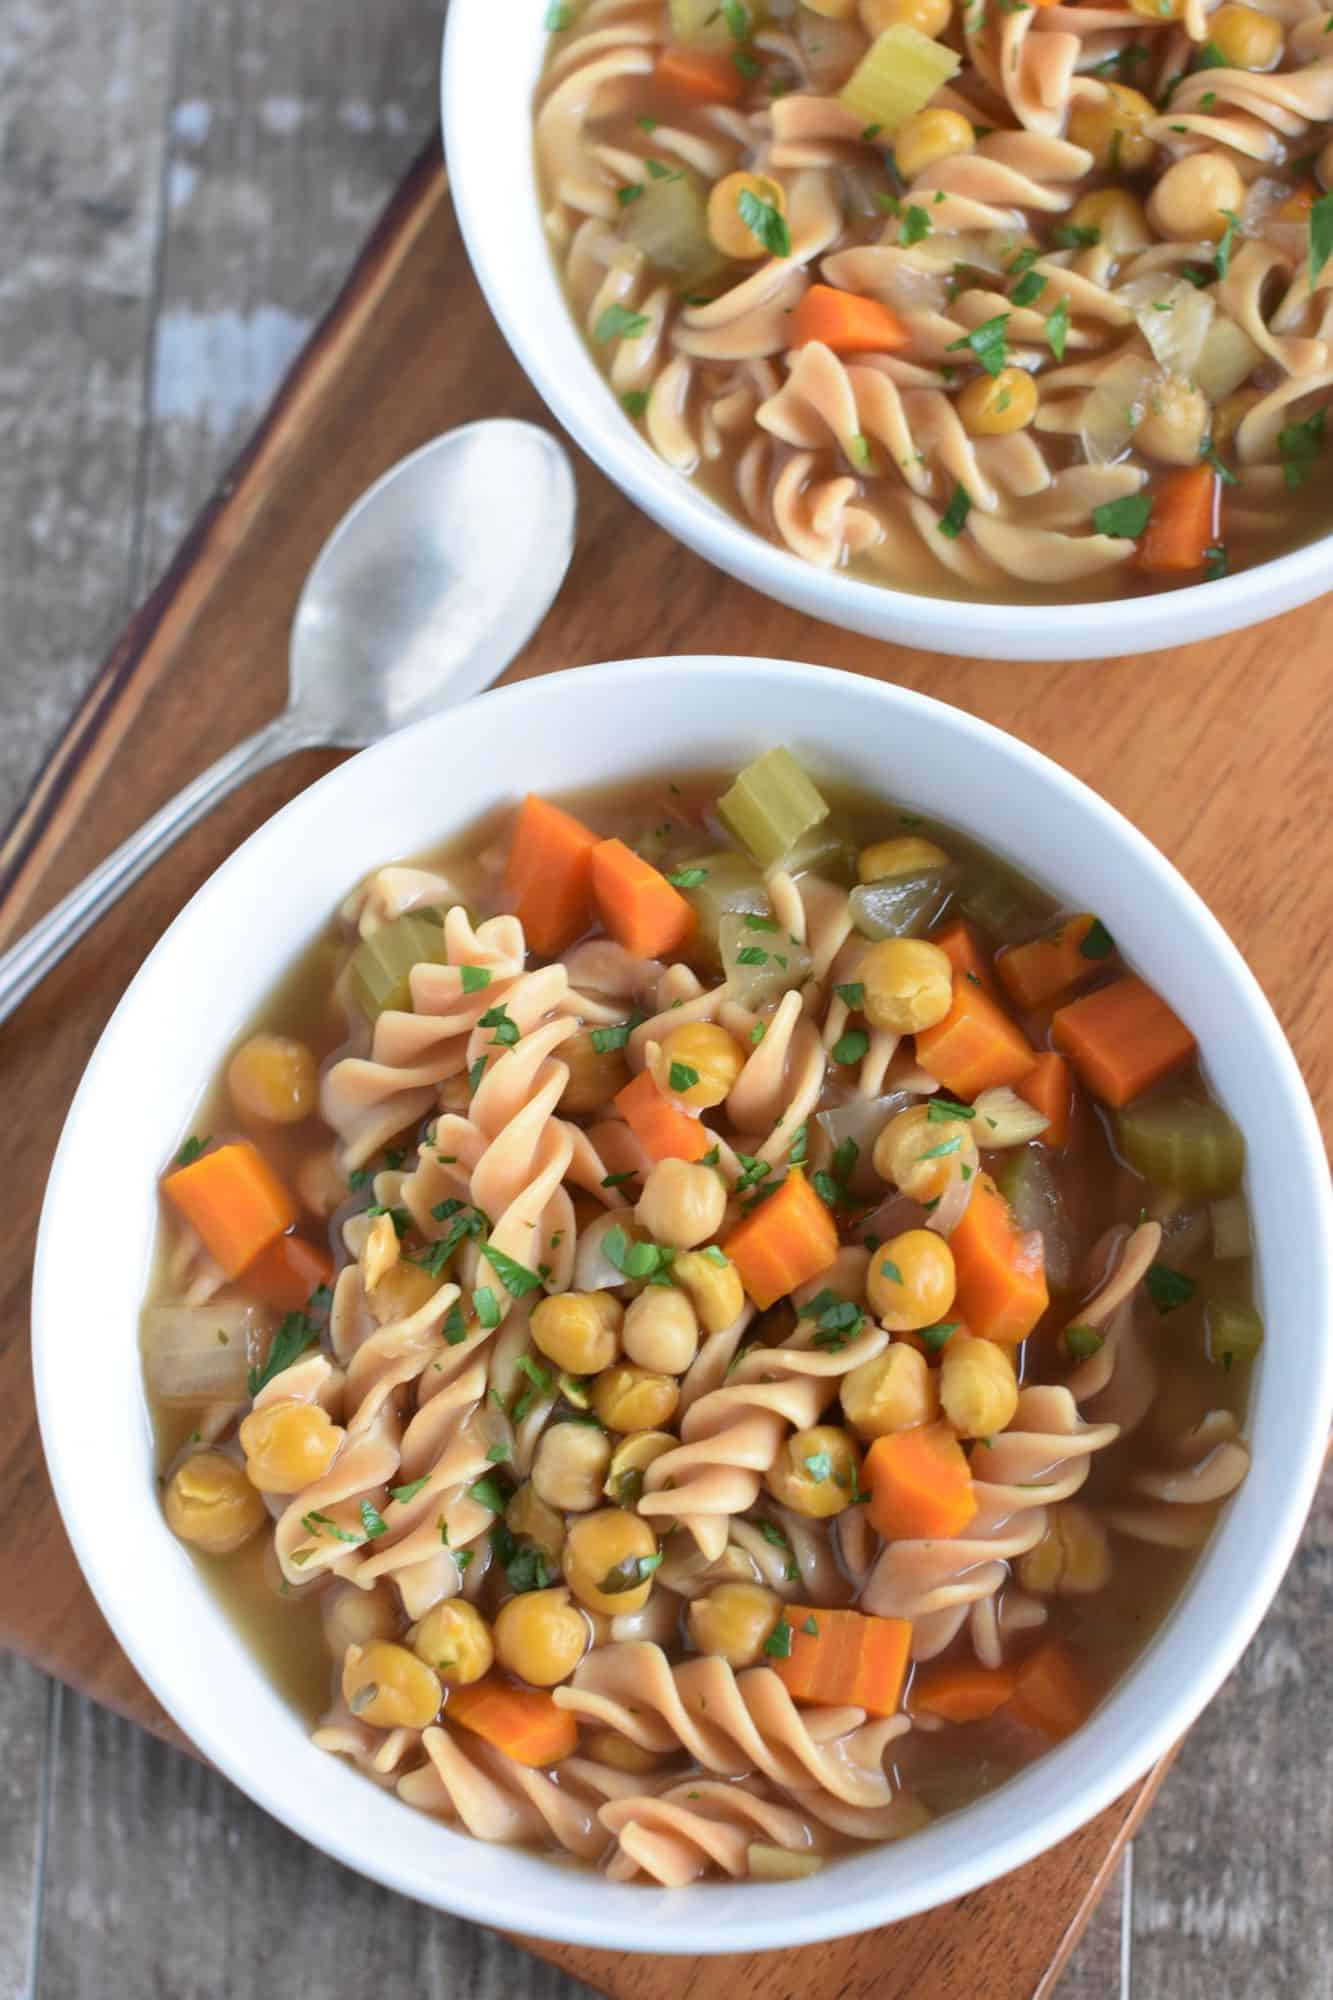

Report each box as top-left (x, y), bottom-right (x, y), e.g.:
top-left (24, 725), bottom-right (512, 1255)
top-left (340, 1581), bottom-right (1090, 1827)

top-left (1209, 1193), bottom-right (1251, 1261)
top-left (622, 172), bottom-right (725, 284)
top-left (838, 24), bottom-right (960, 135)
top-left (850, 867), bottom-right (957, 940)
top-left (719, 912), bottom-right (812, 1007)
top-left (718, 748), bottom-right (831, 869)
top-left (992, 1146), bottom-right (1074, 1289)
top-left (1116, 1098), bottom-right (1245, 1198)
top-left (1204, 1296), bottom-right (1263, 1365)
top-left (957, 859), bottom-right (1049, 940)
top-left (681, 851), bottom-right (771, 953)
top-left (348, 911), bottom-right (450, 1022)
top-left (782, 809), bottom-right (859, 885)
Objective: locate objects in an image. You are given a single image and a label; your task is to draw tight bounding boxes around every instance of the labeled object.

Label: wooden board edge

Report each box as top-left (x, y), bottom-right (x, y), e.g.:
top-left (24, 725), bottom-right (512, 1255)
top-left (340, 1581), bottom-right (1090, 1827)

top-left (1032, 1751), bottom-right (1176, 1998)
top-left (0, 138), bottom-right (449, 946)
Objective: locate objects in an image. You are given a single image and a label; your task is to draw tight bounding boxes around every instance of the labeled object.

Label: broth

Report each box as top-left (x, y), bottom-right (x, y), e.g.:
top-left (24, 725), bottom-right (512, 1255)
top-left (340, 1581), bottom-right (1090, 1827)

top-left (142, 759), bottom-right (1258, 1882)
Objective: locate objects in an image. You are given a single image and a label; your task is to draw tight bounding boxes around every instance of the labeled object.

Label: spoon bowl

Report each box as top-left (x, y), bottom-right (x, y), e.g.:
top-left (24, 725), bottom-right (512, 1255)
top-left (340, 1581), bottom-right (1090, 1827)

top-left (0, 420), bottom-right (577, 1021)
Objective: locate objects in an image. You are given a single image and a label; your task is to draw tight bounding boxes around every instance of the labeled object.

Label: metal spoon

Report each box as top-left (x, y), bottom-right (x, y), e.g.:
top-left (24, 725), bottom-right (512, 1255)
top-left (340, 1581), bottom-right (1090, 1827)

top-left (0, 421), bottom-right (577, 1025)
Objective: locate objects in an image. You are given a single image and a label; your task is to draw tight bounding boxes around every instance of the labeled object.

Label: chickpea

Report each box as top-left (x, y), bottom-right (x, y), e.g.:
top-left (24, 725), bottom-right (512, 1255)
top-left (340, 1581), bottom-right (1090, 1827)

top-left (958, 367), bottom-right (1039, 438)
top-left (894, 108), bottom-right (974, 181)
top-left (411, 1599), bottom-right (494, 1685)
top-left (840, 1341), bottom-right (939, 1438)
top-left (239, 1401), bottom-right (342, 1494)
top-left (1210, 386), bottom-right (1261, 455)
top-left (652, 1021), bottom-right (746, 1111)
top-left (321, 1580), bottom-right (399, 1655)
top-left (1067, 188), bottom-right (1152, 256)
top-left (604, 1429), bottom-right (677, 1507)
top-left (1208, 2), bottom-right (1281, 68)
top-left (505, 1482), bottom-right (565, 1569)
top-left (688, 1581), bottom-right (783, 1668)
top-left (532, 1420), bottom-right (612, 1513)
top-left (1017, 1502), bottom-right (1112, 1595)
top-left (636, 1158), bottom-right (726, 1249)
top-left (939, 1333), bottom-right (1019, 1437)
top-left (564, 1509), bottom-right (661, 1615)
top-left (623, 1286), bottom-right (699, 1374)
top-left (874, 1103), bottom-right (980, 1199)
top-left (584, 1728), bottom-right (669, 1774)
top-left (861, 0), bottom-right (951, 36)
top-left (559, 1028), bottom-right (630, 1115)
top-left (866, 1229), bottom-right (957, 1332)
top-left (1149, 152), bottom-right (1245, 243)
top-left (227, 1032), bottom-right (318, 1125)
top-left (671, 1247), bottom-right (745, 1333)
top-left (530, 1290), bottom-right (622, 1374)
top-left (1067, 84), bottom-right (1156, 174)
top-left (341, 1639), bottom-right (441, 1730)
top-left (593, 1363), bottom-right (679, 1433)
top-left (858, 937), bottom-right (954, 1033)
top-left (493, 1586), bottom-right (589, 1686)
top-left (163, 1450), bottom-right (266, 1554)
top-left (764, 1424), bottom-right (862, 1518)
top-left (857, 835), bottom-right (950, 884)
top-left (367, 1259), bottom-right (441, 1327)
top-left (1136, 378), bottom-right (1209, 465)
top-left (708, 171), bottom-right (789, 261)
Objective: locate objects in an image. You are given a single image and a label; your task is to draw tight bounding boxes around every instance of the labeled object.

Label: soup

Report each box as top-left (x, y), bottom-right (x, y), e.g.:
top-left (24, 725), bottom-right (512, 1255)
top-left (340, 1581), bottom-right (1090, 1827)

top-left (534, 0), bottom-right (1333, 603)
top-left (143, 752), bottom-right (1259, 1884)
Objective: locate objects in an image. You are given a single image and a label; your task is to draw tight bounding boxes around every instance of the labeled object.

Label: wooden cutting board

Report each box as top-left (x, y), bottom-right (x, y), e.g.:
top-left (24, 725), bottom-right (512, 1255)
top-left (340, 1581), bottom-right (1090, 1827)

top-left (3, 136), bottom-right (1330, 1999)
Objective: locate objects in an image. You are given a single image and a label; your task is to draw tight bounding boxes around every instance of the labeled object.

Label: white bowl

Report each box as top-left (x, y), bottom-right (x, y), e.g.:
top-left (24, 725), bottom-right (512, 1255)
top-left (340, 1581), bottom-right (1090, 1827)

top-left (34, 658), bottom-right (1332, 1950)
top-left (442, 3), bottom-right (1333, 662)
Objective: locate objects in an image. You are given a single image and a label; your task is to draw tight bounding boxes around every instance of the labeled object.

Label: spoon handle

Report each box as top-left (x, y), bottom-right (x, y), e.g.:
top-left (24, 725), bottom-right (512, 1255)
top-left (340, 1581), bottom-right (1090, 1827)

top-left (0, 716), bottom-right (298, 1028)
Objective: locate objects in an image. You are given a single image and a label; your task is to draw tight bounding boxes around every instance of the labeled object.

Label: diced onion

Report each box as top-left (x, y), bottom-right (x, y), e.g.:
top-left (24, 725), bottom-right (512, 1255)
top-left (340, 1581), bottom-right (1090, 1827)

top-left (1193, 316), bottom-right (1262, 404)
top-left (1123, 278), bottom-right (1214, 379)
top-left (850, 868), bottom-right (956, 941)
top-left (720, 912), bottom-right (812, 1007)
top-left (926, 1158), bottom-right (975, 1239)
top-left (143, 1301), bottom-right (269, 1405)
top-left (1209, 1193), bottom-right (1252, 1260)
top-left (1080, 351), bottom-right (1165, 466)
top-left (816, 1093), bottom-right (913, 1192)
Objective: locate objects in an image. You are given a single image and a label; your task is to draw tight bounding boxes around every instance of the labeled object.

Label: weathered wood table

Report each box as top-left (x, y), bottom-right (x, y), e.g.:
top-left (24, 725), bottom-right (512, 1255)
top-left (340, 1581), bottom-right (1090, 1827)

top-left (1, 3), bottom-right (1327, 1996)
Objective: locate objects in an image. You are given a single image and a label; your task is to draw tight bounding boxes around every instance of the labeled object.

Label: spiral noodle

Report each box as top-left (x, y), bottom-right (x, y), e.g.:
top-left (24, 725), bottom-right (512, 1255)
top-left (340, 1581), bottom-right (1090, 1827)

top-left (396, 1730), bottom-right (645, 1859)
top-left (553, 1642), bottom-right (909, 1808)
top-left (600, 1774), bottom-right (927, 1884)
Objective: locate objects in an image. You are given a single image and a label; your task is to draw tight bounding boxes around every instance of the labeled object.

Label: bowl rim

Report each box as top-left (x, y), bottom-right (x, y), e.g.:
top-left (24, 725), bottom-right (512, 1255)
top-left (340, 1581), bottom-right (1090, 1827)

top-left (33, 656), bottom-right (1333, 1950)
top-left (440, 1), bottom-right (1333, 661)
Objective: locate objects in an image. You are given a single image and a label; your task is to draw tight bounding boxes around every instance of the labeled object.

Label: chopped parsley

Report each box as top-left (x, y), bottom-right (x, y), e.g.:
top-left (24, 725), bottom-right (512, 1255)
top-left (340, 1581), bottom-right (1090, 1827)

top-left (467, 1474), bottom-right (509, 1513)
top-left (900, 204), bottom-right (932, 246)
top-left (1092, 492), bottom-right (1154, 539)
top-left (603, 1224), bottom-right (675, 1281)
top-left (832, 1028), bottom-right (869, 1066)
top-left (803, 1450), bottom-right (833, 1482)
top-left (919, 1319), bottom-right (961, 1353)
top-left (763, 1617), bottom-right (794, 1660)
top-left (738, 188), bottom-right (792, 259)
top-left (460, 964), bottom-right (492, 993)
top-left (1079, 917), bottom-right (1115, 960)
top-left (917, 1136), bottom-right (962, 1161)
top-left (590, 1018), bottom-right (636, 1053)
top-left (669, 1061), bottom-right (700, 1092)
top-left (247, 1311), bottom-right (317, 1396)
top-left (599, 1551), bottom-right (664, 1594)
top-left (1201, 439), bottom-right (1239, 487)
top-left (622, 391), bottom-right (650, 418)
top-left (947, 311), bottom-right (1010, 378)
top-left (594, 304), bottom-right (650, 345)
top-left (1010, 269), bottom-right (1047, 309)
top-left (736, 944), bottom-right (769, 966)
top-left (1192, 37), bottom-right (1228, 67)
top-left (544, 2), bottom-right (572, 26)
top-left (667, 866), bottom-right (708, 888)
top-left (485, 1245), bottom-right (543, 1297)
top-left (1053, 224), bottom-right (1099, 251)
top-left (616, 183), bottom-right (644, 208)
top-left (939, 482), bottom-right (971, 540)
top-left (389, 1477), bottom-right (430, 1504)
top-left (173, 1134), bottom-right (209, 1167)
top-left (1278, 408), bottom-right (1326, 490)
top-left (802, 1615), bottom-right (819, 1637)
top-left (1214, 209), bottom-right (1242, 279)
top-left (835, 980), bottom-right (865, 1010)
top-left (1065, 1324), bottom-right (1103, 1361)
top-left (799, 1287), bottom-right (865, 1352)
top-left (1204, 541), bottom-right (1229, 581)
top-left (473, 1286), bottom-right (501, 1329)
top-left (1145, 1262), bottom-right (1196, 1314)
top-left (1045, 295), bottom-right (1070, 361)
top-left (927, 1097), bottom-right (975, 1122)
top-left (880, 1259), bottom-right (904, 1286)
top-left (359, 1499), bottom-right (388, 1540)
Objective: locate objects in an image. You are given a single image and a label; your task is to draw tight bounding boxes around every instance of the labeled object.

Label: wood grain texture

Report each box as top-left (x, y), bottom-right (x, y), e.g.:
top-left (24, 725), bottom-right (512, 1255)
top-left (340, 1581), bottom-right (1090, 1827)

top-left (3, 27), bottom-right (1330, 1996)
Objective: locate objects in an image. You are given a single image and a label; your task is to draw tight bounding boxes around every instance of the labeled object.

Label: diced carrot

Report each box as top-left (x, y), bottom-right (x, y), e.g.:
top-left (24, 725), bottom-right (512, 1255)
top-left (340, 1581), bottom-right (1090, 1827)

top-left (654, 45), bottom-right (746, 105)
top-left (865, 1423), bottom-right (977, 1541)
top-left (997, 915), bottom-right (1104, 1011)
top-left (911, 1662), bottom-right (1018, 1723)
top-left (615, 1068), bottom-right (710, 1164)
top-left (1017, 1052), bottom-right (1073, 1149)
top-left (241, 1232), bottom-right (334, 1313)
top-left (915, 975), bottom-right (1036, 1099)
top-left (163, 1141), bottom-right (297, 1280)
top-left (591, 838), bottom-right (696, 959)
top-left (1007, 1642), bottom-right (1092, 1742)
top-left (789, 288), bottom-right (909, 356)
top-left (773, 1607), bottom-right (912, 1718)
top-left (932, 919), bottom-right (997, 995)
top-left (1052, 975), bottom-right (1195, 1108)
top-left (446, 1677), bottom-right (578, 1768)
top-left (505, 793), bottom-right (600, 958)
top-left (1138, 466), bottom-right (1219, 575)
top-left (949, 1172), bottom-right (1049, 1343)
top-left (723, 1166), bottom-right (839, 1310)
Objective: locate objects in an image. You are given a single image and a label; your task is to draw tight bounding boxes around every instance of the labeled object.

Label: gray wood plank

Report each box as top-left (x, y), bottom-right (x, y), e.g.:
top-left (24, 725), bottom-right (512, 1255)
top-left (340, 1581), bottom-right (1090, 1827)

top-left (36, 1686), bottom-right (595, 2000)
top-left (1057, 1854), bottom-right (1128, 2000)
top-left (0, 1653), bottom-right (50, 2000)
top-left (1129, 1490), bottom-right (1333, 2000)
top-left (0, 0), bottom-right (173, 829)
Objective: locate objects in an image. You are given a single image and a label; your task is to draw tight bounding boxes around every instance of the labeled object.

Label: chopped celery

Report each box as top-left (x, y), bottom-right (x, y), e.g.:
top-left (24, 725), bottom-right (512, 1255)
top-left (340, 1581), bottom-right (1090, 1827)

top-left (957, 860), bottom-right (1049, 940)
top-left (850, 867), bottom-right (956, 941)
top-left (680, 851), bottom-right (771, 952)
top-left (838, 25), bottom-right (960, 137)
top-left (1209, 1193), bottom-right (1252, 1261)
top-left (783, 809), bottom-right (858, 885)
top-left (718, 748), bottom-right (830, 869)
top-left (993, 1146), bottom-right (1074, 1289)
top-left (668, 0), bottom-right (767, 45)
top-left (720, 912), bottom-right (812, 1007)
top-left (1116, 1098), bottom-right (1245, 1198)
top-left (623, 171), bottom-right (725, 285)
top-left (1204, 1297), bottom-right (1264, 1367)
top-left (349, 910), bottom-right (450, 1022)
